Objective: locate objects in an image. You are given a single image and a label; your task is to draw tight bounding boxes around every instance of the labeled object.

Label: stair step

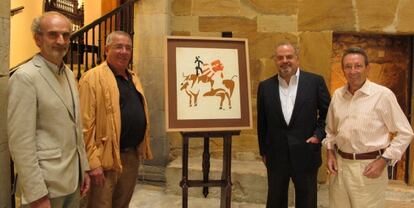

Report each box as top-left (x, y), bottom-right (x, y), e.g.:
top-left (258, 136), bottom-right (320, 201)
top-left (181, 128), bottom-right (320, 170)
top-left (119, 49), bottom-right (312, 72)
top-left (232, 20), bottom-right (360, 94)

top-left (165, 157), bottom-right (414, 207)
top-left (165, 157), bottom-right (292, 205)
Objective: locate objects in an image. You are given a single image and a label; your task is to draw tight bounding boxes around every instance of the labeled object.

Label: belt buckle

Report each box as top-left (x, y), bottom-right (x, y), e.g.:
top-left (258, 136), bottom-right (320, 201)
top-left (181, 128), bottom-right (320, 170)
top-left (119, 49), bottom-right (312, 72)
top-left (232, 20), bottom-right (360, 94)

top-left (352, 153), bottom-right (356, 160)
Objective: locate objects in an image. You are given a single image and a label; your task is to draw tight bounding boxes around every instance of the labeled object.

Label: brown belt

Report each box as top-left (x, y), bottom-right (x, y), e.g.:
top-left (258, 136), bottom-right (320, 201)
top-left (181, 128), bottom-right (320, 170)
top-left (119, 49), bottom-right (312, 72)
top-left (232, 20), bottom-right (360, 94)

top-left (337, 148), bottom-right (384, 160)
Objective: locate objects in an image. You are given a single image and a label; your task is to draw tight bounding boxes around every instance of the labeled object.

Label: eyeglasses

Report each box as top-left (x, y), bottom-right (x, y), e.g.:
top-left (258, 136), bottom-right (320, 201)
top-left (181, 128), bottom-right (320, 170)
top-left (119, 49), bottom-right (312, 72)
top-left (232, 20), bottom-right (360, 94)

top-left (343, 64), bottom-right (365, 71)
top-left (111, 44), bottom-right (132, 52)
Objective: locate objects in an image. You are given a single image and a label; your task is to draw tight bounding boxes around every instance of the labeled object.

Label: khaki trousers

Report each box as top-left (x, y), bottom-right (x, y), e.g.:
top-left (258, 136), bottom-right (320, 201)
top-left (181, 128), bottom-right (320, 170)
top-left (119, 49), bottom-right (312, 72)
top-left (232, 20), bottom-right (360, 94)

top-left (85, 149), bottom-right (140, 208)
top-left (21, 185), bottom-right (80, 208)
top-left (329, 153), bottom-right (388, 208)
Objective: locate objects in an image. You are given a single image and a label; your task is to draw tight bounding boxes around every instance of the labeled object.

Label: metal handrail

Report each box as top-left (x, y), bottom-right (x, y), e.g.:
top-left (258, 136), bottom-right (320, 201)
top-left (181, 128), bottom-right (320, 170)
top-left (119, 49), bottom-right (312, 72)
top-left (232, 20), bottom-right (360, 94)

top-left (67, 0), bottom-right (138, 79)
top-left (10, 6), bottom-right (24, 16)
top-left (71, 0), bottom-right (136, 37)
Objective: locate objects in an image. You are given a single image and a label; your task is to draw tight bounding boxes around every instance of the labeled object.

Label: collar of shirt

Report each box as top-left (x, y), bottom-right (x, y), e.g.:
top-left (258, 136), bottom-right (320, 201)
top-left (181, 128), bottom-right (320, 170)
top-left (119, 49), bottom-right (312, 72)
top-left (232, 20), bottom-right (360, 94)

top-left (107, 63), bottom-right (132, 80)
top-left (278, 68), bottom-right (300, 88)
top-left (341, 79), bottom-right (372, 98)
top-left (39, 54), bottom-right (66, 75)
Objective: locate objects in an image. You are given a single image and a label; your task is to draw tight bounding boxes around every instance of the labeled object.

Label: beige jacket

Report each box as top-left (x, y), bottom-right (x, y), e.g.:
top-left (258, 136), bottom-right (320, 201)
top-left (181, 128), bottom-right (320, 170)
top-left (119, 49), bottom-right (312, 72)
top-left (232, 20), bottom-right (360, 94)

top-left (78, 61), bottom-right (153, 172)
top-left (8, 54), bottom-right (89, 204)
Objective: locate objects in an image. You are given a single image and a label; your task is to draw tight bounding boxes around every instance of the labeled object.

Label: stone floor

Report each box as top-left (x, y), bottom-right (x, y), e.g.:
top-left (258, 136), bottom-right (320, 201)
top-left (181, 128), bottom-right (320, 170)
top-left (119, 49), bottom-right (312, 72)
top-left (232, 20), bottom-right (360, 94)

top-left (129, 181), bottom-right (414, 208)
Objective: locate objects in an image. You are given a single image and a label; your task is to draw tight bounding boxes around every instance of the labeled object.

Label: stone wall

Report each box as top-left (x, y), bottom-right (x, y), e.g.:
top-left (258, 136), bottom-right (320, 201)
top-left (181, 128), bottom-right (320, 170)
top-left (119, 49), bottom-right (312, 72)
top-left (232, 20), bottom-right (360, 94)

top-left (0, 0), bottom-right (11, 207)
top-left (168, 0), bottom-right (414, 182)
top-left (135, 0), bottom-right (171, 168)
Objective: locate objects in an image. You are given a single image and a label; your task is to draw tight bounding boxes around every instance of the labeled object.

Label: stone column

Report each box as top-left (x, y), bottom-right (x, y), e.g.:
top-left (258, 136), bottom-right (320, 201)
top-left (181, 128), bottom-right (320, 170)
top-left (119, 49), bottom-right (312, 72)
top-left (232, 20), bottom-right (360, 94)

top-left (0, 0), bottom-right (11, 207)
top-left (134, 0), bottom-right (170, 180)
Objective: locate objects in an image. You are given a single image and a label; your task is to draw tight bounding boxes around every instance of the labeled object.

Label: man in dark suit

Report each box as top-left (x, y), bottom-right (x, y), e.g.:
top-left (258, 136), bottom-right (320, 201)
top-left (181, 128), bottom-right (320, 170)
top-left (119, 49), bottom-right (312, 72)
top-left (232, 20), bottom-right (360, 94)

top-left (257, 42), bottom-right (330, 208)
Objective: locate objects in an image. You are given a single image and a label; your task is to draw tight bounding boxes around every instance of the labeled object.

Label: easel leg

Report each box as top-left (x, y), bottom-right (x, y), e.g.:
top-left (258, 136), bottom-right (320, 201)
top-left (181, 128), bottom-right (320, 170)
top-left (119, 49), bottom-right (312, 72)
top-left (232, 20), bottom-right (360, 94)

top-left (181, 136), bottom-right (189, 208)
top-left (202, 137), bottom-right (210, 197)
top-left (220, 135), bottom-right (232, 208)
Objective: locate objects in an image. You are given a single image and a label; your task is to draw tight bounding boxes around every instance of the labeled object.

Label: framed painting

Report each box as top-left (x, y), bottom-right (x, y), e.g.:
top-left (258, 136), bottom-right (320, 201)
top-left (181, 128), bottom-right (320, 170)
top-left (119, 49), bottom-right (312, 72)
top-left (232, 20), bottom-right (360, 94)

top-left (164, 36), bottom-right (252, 132)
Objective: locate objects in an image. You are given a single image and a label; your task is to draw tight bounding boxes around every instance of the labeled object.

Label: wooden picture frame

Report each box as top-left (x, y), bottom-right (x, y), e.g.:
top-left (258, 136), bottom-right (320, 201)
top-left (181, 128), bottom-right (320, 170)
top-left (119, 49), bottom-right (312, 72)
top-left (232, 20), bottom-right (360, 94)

top-left (165, 36), bottom-right (252, 132)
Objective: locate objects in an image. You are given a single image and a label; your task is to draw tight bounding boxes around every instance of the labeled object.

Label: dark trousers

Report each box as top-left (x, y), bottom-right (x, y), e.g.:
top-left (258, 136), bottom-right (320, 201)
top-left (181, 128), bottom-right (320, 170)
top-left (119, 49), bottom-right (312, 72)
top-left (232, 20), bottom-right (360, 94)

top-left (266, 163), bottom-right (318, 208)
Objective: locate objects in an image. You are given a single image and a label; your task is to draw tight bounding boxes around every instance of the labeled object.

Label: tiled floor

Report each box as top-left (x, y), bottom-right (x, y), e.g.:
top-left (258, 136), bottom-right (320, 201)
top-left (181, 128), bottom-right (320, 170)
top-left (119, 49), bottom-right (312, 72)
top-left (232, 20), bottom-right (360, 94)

top-left (129, 183), bottom-right (265, 208)
top-left (129, 182), bottom-right (414, 208)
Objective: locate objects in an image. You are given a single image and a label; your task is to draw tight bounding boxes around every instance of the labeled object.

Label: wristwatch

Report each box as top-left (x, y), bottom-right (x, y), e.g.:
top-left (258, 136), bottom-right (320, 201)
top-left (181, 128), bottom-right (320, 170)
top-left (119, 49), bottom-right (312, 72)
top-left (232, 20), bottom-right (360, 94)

top-left (380, 155), bottom-right (392, 165)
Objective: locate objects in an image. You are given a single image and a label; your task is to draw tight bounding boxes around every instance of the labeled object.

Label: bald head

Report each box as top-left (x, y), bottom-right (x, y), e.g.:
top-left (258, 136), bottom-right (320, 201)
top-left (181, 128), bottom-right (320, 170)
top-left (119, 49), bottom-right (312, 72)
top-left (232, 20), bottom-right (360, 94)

top-left (31, 11), bottom-right (72, 36)
top-left (32, 12), bottom-right (72, 66)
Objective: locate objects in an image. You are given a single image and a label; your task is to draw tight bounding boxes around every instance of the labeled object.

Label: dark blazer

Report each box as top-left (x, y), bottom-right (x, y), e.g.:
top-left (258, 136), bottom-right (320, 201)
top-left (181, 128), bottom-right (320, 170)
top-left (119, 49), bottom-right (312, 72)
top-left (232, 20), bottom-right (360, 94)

top-left (257, 70), bottom-right (330, 172)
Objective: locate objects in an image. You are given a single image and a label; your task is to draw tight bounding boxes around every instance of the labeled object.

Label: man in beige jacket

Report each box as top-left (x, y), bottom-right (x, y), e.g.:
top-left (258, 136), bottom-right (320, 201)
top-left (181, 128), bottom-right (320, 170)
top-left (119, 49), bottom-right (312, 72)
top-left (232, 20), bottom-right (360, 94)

top-left (79, 31), bottom-right (153, 208)
top-left (8, 12), bottom-right (90, 208)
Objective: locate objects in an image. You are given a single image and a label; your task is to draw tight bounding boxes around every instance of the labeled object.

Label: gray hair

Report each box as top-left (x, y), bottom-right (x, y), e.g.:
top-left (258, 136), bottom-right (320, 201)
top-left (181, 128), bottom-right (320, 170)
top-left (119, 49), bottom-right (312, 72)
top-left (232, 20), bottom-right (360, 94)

top-left (106, 31), bottom-right (132, 46)
top-left (31, 11), bottom-right (72, 35)
top-left (341, 46), bottom-right (369, 67)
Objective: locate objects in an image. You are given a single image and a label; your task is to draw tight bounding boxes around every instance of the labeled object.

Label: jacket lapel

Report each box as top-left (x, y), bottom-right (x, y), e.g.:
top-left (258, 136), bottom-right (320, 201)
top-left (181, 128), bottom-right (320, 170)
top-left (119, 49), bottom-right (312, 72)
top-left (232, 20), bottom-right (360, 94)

top-left (289, 70), bottom-right (307, 126)
top-left (65, 67), bottom-right (78, 121)
top-left (34, 55), bottom-right (75, 121)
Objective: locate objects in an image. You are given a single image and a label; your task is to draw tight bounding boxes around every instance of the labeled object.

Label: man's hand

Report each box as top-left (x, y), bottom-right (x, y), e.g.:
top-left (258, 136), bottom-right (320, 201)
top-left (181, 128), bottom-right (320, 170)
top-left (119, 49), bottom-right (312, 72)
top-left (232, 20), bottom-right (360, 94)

top-left (80, 172), bottom-right (91, 197)
top-left (88, 167), bottom-right (105, 186)
top-left (363, 158), bottom-right (387, 178)
top-left (306, 136), bottom-right (320, 144)
top-left (29, 195), bottom-right (51, 208)
top-left (327, 149), bottom-right (338, 175)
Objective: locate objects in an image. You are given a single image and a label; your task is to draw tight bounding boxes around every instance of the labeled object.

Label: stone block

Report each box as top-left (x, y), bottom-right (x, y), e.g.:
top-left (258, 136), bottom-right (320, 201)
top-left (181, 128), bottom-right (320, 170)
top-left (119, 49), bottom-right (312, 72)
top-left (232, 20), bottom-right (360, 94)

top-left (0, 77), bottom-right (11, 208)
top-left (0, 143), bottom-right (11, 208)
top-left (0, 1), bottom-right (10, 19)
top-left (298, 0), bottom-right (355, 31)
top-left (164, 157), bottom-right (335, 206)
top-left (135, 57), bottom-right (166, 136)
top-left (145, 136), bottom-right (170, 166)
top-left (171, 16), bottom-right (198, 32)
top-left (199, 16), bottom-right (257, 32)
top-left (171, 31), bottom-right (191, 36)
top-left (234, 32), bottom-right (298, 61)
top-left (190, 31), bottom-right (222, 37)
top-left (0, 18), bottom-right (10, 76)
top-left (172, 0), bottom-right (192, 16)
top-left (246, 0), bottom-right (298, 15)
top-left (165, 157), bottom-right (275, 204)
top-left (386, 180), bottom-right (414, 202)
top-left (256, 57), bottom-right (276, 82)
top-left (298, 31), bottom-right (332, 82)
top-left (136, 13), bottom-right (168, 37)
top-left (356, 0), bottom-right (399, 31)
top-left (136, 0), bottom-right (168, 15)
top-left (138, 165), bottom-right (166, 182)
top-left (240, 0), bottom-right (258, 19)
top-left (257, 15), bottom-right (297, 33)
top-left (0, 77), bottom-right (8, 142)
top-left (193, 0), bottom-right (240, 16)
top-left (229, 134), bottom-right (260, 158)
top-left (396, 0), bottom-right (414, 33)
top-left (136, 32), bottom-right (165, 59)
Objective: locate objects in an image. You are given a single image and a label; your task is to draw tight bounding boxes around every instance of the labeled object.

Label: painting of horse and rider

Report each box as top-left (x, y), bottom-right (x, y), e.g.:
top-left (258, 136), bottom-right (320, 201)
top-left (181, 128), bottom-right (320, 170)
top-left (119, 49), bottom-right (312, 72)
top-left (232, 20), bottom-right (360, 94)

top-left (176, 47), bottom-right (241, 120)
top-left (165, 37), bottom-right (252, 132)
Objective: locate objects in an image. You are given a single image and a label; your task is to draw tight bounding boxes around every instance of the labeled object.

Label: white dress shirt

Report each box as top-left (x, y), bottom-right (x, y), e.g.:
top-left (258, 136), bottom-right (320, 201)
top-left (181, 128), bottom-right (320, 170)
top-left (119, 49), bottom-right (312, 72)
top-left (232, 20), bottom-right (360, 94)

top-left (278, 69), bottom-right (300, 124)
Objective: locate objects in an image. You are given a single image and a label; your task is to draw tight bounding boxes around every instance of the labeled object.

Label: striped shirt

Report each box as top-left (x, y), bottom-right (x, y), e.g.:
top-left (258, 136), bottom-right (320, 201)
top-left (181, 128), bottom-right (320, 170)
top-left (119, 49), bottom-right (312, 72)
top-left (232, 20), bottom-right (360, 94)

top-left (323, 80), bottom-right (413, 160)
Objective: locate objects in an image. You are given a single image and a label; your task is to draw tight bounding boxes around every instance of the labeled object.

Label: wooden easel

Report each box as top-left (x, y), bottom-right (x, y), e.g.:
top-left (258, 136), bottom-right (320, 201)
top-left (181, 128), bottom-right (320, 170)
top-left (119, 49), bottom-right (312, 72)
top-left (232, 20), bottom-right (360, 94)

top-left (179, 131), bottom-right (240, 208)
